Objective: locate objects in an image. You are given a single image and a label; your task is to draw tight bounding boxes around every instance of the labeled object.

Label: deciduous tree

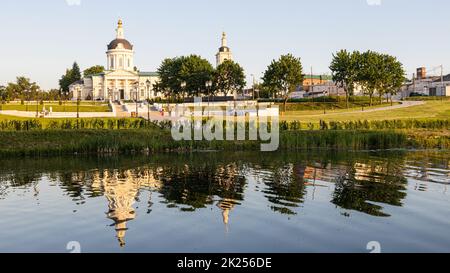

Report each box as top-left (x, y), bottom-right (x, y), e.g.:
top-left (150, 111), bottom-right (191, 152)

top-left (83, 65), bottom-right (105, 77)
top-left (262, 54), bottom-right (303, 111)
top-left (213, 60), bottom-right (246, 97)
top-left (330, 50), bottom-right (361, 108)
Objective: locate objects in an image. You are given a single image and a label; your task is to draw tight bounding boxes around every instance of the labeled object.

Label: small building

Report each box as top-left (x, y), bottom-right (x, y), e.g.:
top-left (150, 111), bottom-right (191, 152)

top-left (302, 74), bottom-right (333, 89)
top-left (400, 67), bottom-right (450, 97)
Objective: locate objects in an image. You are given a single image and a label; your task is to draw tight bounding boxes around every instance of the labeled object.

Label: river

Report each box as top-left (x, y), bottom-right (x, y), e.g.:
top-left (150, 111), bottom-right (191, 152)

top-left (0, 150), bottom-right (449, 253)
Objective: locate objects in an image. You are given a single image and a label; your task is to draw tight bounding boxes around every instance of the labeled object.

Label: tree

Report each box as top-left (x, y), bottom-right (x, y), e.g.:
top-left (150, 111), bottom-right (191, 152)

top-left (5, 77), bottom-right (40, 101)
top-left (213, 60), bottom-right (246, 97)
top-left (157, 57), bottom-right (185, 99)
top-left (59, 62), bottom-right (82, 97)
top-left (262, 54), bottom-right (303, 111)
top-left (330, 50), bottom-right (361, 108)
top-left (180, 55), bottom-right (214, 97)
top-left (378, 54), bottom-right (405, 105)
top-left (157, 55), bottom-right (214, 100)
top-left (0, 85), bottom-right (7, 101)
top-left (71, 62), bottom-right (82, 82)
top-left (41, 89), bottom-right (61, 101)
top-left (83, 65), bottom-right (105, 77)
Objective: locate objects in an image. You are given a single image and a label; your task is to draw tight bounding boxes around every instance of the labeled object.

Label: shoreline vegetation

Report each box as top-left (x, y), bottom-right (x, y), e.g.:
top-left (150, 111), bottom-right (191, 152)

top-left (0, 117), bottom-right (448, 156)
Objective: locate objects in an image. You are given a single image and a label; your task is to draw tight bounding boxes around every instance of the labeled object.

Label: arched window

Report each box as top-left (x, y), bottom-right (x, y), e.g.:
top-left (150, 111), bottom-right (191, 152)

top-left (110, 57), bottom-right (114, 69)
top-left (128, 58), bottom-right (131, 68)
top-left (119, 57), bottom-right (123, 68)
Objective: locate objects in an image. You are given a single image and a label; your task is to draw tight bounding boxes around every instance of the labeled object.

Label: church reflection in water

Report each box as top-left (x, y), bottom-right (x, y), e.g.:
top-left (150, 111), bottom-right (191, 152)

top-left (90, 169), bottom-right (162, 247)
top-left (1, 152), bottom-right (447, 248)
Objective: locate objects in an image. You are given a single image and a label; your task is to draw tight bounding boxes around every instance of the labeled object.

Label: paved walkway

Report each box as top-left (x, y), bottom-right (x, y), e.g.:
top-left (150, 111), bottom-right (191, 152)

top-left (0, 101), bottom-right (425, 120)
top-left (0, 110), bottom-right (116, 118)
top-left (353, 101), bottom-right (424, 113)
top-left (299, 101), bottom-right (425, 117)
top-left (114, 104), bottom-right (130, 118)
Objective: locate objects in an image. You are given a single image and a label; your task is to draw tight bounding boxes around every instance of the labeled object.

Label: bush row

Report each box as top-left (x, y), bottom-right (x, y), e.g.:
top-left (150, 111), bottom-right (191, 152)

top-left (0, 118), bottom-right (448, 132)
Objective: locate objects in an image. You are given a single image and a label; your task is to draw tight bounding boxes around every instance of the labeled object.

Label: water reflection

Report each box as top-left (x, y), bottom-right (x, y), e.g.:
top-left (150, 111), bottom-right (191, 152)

top-left (0, 151), bottom-right (448, 248)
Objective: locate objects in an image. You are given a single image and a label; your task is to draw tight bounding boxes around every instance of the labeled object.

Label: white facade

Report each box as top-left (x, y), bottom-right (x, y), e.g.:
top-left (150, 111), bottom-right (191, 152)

top-left (400, 75), bottom-right (450, 98)
top-left (71, 20), bottom-right (161, 101)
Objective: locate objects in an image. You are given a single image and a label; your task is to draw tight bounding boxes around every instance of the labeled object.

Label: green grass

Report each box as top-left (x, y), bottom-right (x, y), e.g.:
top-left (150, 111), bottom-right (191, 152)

top-left (282, 101), bottom-right (450, 123)
top-left (276, 101), bottom-right (398, 112)
top-left (0, 116), bottom-right (149, 129)
top-left (0, 129), bottom-right (447, 157)
top-left (0, 102), bottom-right (110, 112)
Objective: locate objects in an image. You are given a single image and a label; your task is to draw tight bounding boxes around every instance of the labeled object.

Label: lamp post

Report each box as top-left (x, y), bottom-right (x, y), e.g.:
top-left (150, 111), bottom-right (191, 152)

top-left (180, 81), bottom-right (187, 114)
top-left (146, 79), bottom-right (151, 122)
top-left (181, 81), bottom-right (187, 100)
top-left (36, 88), bottom-right (40, 118)
top-left (206, 80), bottom-right (212, 116)
top-left (251, 74), bottom-right (256, 100)
top-left (134, 82), bottom-right (139, 117)
top-left (25, 89), bottom-right (29, 112)
top-left (77, 86), bottom-right (81, 119)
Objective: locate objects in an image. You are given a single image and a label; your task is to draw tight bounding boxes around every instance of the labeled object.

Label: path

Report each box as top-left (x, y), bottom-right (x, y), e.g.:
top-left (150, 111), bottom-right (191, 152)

top-left (294, 101), bottom-right (425, 117)
top-left (114, 103), bottom-right (130, 118)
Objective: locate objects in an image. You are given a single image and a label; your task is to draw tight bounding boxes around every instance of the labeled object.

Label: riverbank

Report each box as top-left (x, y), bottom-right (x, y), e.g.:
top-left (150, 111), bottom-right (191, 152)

top-left (0, 128), bottom-right (448, 157)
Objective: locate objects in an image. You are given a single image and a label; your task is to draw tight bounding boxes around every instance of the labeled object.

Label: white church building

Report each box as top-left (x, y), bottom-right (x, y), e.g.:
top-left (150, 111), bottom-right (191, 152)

top-left (71, 20), bottom-right (234, 101)
top-left (71, 20), bottom-right (161, 101)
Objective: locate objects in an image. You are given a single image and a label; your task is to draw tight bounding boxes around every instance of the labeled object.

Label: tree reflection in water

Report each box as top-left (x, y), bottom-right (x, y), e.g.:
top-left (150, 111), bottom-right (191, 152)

top-left (0, 151), bottom-right (447, 247)
top-left (260, 163), bottom-right (306, 215)
top-left (332, 158), bottom-right (408, 217)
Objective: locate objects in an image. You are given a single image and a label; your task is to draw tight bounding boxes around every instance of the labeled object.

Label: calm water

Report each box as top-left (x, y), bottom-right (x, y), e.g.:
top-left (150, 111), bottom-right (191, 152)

top-left (0, 151), bottom-right (449, 253)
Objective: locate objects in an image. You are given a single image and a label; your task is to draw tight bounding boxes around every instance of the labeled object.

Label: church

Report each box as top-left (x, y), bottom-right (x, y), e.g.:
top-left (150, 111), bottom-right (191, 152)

top-left (70, 20), bottom-right (160, 101)
top-left (71, 20), bottom-right (234, 101)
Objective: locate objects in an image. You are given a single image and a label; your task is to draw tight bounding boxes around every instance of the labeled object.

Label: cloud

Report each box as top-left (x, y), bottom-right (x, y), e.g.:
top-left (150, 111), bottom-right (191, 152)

top-left (66, 0), bottom-right (81, 6)
top-left (366, 0), bottom-right (382, 6)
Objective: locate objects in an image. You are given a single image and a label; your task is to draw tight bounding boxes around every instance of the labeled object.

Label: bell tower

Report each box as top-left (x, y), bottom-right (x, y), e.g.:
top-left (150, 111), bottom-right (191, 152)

top-left (216, 32), bottom-right (233, 67)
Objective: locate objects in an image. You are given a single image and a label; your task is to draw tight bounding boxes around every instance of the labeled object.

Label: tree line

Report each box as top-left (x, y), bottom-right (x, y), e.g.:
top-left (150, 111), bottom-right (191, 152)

top-left (1, 50), bottom-right (405, 107)
top-left (0, 62), bottom-right (105, 103)
top-left (155, 55), bottom-right (246, 100)
top-left (330, 50), bottom-right (405, 107)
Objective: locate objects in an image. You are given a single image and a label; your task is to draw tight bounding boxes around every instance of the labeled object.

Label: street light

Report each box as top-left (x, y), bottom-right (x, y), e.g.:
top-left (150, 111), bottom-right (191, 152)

top-left (251, 74), bottom-right (256, 100)
top-left (36, 88), bottom-right (40, 118)
top-left (206, 80), bottom-right (212, 116)
top-left (181, 81), bottom-right (187, 99)
top-left (77, 86), bottom-right (81, 119)
top-left (180, 81), bottom-right (187, 114)
top-left (25, 89), bottom-right (30, 112)
top-left (134, 82), bottom-right (139, 117)
top-left (146, 79), bottom-right (151, 123)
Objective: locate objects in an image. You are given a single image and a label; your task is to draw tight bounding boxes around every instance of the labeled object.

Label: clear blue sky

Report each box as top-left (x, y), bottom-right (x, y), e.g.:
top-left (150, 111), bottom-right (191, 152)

top-left (1, 0), bottom-right (449, 89)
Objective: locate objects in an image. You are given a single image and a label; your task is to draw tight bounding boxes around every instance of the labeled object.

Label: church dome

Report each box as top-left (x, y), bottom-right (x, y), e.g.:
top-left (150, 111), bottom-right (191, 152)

top-left (219, 46), bottom-right (230, 53)
top-left (108, 39), bottom-right (133, 50)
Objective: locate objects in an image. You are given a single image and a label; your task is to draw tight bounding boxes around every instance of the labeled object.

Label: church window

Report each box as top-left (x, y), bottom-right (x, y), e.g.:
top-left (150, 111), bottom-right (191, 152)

top-left (128, 58), bottom-right (131, 68)
top-left (110, 57), bottom-right (114, 68)
top-left (119, 57), bottom-right (123, 68)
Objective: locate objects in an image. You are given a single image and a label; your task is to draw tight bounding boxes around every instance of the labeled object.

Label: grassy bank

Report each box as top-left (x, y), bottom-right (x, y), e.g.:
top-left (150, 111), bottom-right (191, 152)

top-left (282, 101), bottom-right (450, 122)
top-left (0, 129), bottom-right (447, 157)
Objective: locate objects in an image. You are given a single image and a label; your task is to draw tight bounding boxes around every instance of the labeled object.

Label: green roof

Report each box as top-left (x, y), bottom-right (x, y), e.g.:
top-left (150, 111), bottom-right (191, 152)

top-left (139, 72), bottom-right (159, 77)
top-left (88, 72), bottom-right (105, 77)
top-left (304, 74), bottom-right (332, 80)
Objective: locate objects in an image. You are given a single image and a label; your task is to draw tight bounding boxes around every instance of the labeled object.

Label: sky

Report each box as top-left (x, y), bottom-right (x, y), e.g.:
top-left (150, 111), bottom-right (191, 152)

top-left (0, 0), bottom-right (449, 90)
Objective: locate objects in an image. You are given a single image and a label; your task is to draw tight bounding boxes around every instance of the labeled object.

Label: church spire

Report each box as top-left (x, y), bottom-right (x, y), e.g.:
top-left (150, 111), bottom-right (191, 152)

top-left (221, 32), bottom-right (227, 48)
top-left (116, 19), bottom-right (124, 39)
top-left (216, 32), bottom-right (233, 67)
